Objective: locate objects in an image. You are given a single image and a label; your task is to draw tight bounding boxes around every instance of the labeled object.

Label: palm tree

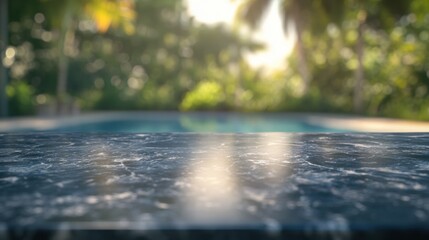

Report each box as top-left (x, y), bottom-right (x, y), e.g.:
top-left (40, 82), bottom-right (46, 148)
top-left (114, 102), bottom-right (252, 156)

top-left (347, 0), bottom-right (413, 112)
top-left (237, 0), bottom-right (412, 112)
top-left (45, 0), bottom-right (135, 114)
top-left (236, 0), bottom-right (342, 94)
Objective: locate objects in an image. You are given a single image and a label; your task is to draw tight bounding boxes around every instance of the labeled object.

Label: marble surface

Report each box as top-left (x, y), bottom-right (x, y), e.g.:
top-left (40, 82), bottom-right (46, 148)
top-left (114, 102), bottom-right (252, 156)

top-left (1, 133), bottom-right (429, 239)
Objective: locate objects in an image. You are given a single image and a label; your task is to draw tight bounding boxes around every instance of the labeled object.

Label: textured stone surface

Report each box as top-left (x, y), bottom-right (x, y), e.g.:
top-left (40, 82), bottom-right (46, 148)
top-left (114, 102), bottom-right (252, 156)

top-left (1, 133), bottom-right (429, 239)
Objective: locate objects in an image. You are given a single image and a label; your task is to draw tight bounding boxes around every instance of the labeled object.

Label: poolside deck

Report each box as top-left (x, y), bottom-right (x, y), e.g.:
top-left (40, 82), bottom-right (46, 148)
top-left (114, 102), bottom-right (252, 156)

top-left (0, 112), bottom-right (429, 132)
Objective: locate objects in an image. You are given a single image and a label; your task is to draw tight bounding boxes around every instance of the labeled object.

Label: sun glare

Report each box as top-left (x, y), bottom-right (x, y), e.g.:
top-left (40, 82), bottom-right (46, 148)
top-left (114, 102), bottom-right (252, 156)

top-left (186, 0), bottom-right (237, 24)
top-left (186, 0), bottom-right (295, 71)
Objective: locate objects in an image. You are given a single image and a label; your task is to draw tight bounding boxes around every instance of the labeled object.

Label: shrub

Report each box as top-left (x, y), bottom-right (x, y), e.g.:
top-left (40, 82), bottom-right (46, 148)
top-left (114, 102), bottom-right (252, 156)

top-left (180, 81), bottom-right (225, 111)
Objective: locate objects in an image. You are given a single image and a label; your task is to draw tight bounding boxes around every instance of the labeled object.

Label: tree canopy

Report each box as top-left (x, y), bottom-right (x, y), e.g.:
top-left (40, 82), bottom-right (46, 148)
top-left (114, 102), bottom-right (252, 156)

top-left (3, 0), bottom-right (429, 120)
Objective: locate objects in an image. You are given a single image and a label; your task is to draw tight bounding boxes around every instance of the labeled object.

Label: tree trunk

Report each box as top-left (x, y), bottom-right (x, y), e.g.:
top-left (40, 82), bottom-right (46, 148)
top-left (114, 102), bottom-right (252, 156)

top-left (354, 16), bottom-right (365, 113)
top-left (0, 0), bottom-right (8, 117)
top-left (294, 26), bottom-right (311, 95)
top-left (56, 0), bottom-right (74, 115)
top-left (56, 43), bottom-right (69, 115)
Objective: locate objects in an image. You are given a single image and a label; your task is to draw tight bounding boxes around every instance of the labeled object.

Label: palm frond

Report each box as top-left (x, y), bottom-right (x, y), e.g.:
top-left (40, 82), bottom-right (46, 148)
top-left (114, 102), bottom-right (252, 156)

top-left (236, 0), bottom-right (271, 29)
top-left (280, 0), bottom-right (311, 31)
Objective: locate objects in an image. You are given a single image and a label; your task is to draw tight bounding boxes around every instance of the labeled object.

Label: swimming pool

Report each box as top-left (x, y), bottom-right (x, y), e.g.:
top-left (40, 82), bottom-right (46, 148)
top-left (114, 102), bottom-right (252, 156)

top-left (4, 112), bottom-right (349, 133)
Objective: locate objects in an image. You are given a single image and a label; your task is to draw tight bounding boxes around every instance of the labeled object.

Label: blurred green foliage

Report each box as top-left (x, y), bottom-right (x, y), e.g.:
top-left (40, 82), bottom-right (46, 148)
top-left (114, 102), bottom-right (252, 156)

top-left (5, 0), bottom-right (260, 114)
top-left (181, 81), bottom-right (225, 111)
top-left (6, 80), bottom-right (35, 116)
top-left (4, 0), bottom-right (429, 120)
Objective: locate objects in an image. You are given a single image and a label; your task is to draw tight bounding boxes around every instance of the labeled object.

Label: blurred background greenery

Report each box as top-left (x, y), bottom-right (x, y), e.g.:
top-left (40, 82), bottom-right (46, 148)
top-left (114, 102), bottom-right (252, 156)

top-left (1, 0), bottom-right (429, 120)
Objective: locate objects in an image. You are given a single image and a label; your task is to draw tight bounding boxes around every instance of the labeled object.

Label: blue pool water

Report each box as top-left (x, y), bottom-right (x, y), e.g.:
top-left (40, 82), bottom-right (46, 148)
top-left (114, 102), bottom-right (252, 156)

top-left (42, 113), bottom-right (347, 133)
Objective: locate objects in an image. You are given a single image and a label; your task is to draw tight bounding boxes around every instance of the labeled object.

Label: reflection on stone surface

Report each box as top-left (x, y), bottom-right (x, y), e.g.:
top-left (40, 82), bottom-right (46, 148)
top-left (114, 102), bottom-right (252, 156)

top-left (181, 135), bottom-right (242, 225)
top-left (0, 133), bottom-right (429, 238)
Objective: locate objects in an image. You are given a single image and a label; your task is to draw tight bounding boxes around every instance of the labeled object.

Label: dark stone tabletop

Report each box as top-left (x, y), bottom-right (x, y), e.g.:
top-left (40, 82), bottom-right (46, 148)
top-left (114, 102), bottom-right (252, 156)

top-left (1, 133), bottom-right (429, 239)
